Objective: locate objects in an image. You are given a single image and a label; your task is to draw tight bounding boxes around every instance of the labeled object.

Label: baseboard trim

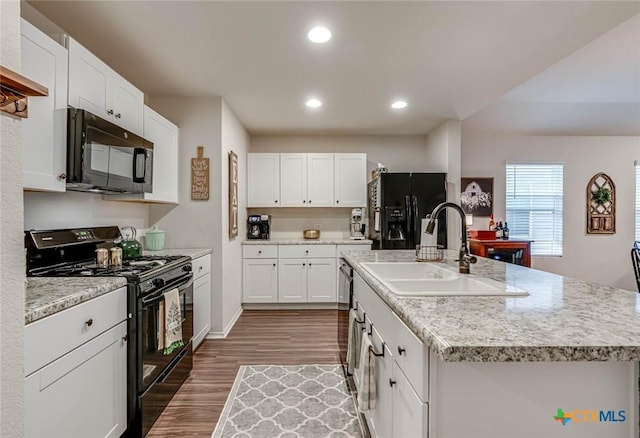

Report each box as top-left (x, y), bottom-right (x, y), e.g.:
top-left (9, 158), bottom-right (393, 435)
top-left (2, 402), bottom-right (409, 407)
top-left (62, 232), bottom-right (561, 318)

top-left (206, 306), bottom-right (243, 339)
top-left (242, 303), bottom-right (339, 310)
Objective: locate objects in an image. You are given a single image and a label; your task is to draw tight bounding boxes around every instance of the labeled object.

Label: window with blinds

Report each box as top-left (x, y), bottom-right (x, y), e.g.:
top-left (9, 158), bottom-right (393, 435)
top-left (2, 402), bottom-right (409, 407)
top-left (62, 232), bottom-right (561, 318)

top-left (506, 164), bottom-right (564, 256)
top-left (636, 162), bottom-right (640, 241)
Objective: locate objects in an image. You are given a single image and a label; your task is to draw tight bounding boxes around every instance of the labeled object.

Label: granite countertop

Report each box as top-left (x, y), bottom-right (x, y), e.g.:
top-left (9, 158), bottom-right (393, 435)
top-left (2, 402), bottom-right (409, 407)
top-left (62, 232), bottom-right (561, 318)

top-left (243, 239), bottom-right (372, 245)
top-left (143, 247), bottom-right (212, 259)
top-left (343, 250), bottom-right (640, 362)
top-left (25, 277), bottom-right (127, 325)
top-left (25, 248), bottom-right (212, 325)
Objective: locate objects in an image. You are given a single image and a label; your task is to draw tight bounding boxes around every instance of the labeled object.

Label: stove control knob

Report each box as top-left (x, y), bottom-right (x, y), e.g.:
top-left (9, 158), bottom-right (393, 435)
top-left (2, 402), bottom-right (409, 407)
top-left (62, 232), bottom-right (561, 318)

top-left (183, 265), bottom-right (193, 273)
top-left (152, 278), bottom-right (165, 288)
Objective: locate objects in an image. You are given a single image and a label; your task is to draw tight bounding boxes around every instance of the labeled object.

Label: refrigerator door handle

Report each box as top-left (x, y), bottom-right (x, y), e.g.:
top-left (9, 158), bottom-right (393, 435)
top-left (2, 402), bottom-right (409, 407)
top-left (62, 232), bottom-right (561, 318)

top-left (412, 196), bottom-right (419, 246)
top-left (405, 195), bottom-right (412, 247)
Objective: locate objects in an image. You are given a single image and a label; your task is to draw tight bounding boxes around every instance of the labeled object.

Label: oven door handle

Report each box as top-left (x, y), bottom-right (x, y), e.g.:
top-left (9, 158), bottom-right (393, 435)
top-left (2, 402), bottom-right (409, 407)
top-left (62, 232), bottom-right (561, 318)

top-left (142, 275), bottom-right (193, 306)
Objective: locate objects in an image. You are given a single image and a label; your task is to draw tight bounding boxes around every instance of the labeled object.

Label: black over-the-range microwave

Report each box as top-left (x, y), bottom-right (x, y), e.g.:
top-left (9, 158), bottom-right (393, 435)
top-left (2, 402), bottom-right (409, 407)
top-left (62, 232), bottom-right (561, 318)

top-left (66, 107), bottom-right (153, 194)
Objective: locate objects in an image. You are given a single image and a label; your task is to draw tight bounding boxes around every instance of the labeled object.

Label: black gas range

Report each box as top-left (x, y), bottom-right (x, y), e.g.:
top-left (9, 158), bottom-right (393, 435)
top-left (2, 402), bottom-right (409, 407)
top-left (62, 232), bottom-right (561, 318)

top-left (25, 226), bottom-right (194, 437)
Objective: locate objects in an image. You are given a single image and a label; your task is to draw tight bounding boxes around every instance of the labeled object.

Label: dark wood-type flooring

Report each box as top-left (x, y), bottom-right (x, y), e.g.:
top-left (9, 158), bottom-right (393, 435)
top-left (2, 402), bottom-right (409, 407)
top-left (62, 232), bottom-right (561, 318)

top-left (147, 309), bottom-right (341, 437)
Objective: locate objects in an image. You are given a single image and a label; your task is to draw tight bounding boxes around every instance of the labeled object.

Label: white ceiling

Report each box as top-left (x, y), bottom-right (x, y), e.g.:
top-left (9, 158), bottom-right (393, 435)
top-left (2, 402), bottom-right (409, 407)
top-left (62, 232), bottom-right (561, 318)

top-left (28, 1), bottom-right (640, 135)
top-left (464, 13), bottom-right (640, 136)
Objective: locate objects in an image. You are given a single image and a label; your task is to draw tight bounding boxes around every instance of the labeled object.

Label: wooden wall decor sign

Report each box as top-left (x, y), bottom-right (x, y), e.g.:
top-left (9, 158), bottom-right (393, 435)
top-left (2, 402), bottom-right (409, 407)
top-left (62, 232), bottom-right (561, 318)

top-left (586, 172), bottom-right (615, 234)
top-left (0, 65), bottom-right (48, 119)
top-left (229, 151), bottom-right (238, 239)
top-left (191, 146), bottom-right (210, 200)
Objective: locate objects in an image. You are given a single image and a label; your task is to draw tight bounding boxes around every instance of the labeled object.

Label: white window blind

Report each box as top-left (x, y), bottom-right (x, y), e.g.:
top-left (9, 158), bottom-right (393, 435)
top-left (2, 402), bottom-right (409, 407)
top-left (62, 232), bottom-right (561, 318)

top-left (506, 164), bottom-right (564, 256)
top-left (636, 163), bottom-right (640, 241)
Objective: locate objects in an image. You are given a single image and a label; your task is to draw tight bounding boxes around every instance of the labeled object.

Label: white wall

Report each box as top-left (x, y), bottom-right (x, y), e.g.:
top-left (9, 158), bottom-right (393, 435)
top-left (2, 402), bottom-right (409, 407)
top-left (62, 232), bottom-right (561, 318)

top-left (426, 121), bottom-right (463, 249)
top-left (220, 100), bottom-right (249, 333)
top-left (148, 96), bottom-right (222, 329)
top-left (24, 191), bottom-right (149, 230)
top-left (1, 1), bottom-right (25, 436)
top-left (462, 133), bottom-right (640, 290)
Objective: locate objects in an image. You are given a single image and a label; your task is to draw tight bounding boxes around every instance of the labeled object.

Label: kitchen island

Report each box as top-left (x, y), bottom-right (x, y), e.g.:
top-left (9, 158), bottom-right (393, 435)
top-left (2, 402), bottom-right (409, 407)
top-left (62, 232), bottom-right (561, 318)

top-left (343, 249), bottom-right (639, 438)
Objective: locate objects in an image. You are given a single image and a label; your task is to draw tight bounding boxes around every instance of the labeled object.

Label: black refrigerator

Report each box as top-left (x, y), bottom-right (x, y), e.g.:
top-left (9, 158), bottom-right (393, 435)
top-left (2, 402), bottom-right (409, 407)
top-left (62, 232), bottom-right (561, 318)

top-left (368, 172), bottom-right (447, 250)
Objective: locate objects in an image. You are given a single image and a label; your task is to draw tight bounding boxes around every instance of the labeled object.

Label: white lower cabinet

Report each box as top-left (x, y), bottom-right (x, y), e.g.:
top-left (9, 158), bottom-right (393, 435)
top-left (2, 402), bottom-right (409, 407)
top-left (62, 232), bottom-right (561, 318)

top-left (354, 272), bottom-right (428, 438)
top-left (192, 254), bottom-right (212, 350)
top-left (307, 258), bottom-right (337, 302)
top-left (243, 258), bottom-right (278, 303)
top-left (392, 364), bottom-right (428, 438)
top-left (24, 288), bottom-right (128, 438)
top-left (278, 259), bottom-right (308, 302)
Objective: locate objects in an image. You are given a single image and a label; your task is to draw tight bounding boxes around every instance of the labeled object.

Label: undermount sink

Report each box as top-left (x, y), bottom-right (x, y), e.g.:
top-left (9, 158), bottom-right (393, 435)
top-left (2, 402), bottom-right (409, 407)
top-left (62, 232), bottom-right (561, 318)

top-left (360, 262), bottom-right (528, 297)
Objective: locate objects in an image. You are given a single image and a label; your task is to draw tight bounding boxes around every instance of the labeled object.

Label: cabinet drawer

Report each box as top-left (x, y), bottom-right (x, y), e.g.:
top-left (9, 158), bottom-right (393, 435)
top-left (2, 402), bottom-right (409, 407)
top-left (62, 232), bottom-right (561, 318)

top-left (192, 254), bottom-right (211, 279)
top-left (278, 244), bottom-right (335, 258)
top-left (391, 311), bottom-right (429, 402)
top-left (25, 287), bottom-right (128, 377)
top-left (243, 245), bottom-right (278, 259)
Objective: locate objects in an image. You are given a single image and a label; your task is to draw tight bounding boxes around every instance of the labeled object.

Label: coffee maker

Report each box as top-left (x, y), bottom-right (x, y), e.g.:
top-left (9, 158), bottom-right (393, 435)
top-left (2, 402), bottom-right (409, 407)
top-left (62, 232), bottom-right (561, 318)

top-left (349, 208), bottom-right (366, 240)
top-left (247, 215), bottom-right (271, 240)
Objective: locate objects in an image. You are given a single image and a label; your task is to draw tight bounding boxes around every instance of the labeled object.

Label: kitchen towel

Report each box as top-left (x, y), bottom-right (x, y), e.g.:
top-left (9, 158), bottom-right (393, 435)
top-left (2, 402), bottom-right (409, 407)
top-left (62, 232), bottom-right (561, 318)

top-left (346, 308), bottom-right (363, 375)
top-left (163, 288), bottom-right (184, 355)
top-left (356, 334), bottom-right (377, 412)
top-left (157, 301), bottom-right (165, 351)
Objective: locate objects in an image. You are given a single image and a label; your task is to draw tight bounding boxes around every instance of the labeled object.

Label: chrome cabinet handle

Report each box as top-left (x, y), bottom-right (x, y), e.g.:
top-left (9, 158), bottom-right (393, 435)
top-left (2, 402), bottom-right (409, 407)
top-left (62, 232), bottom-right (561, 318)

top-left (397, 346), bottom-right (406, 355)
top-left (85, 318), bottom-right (94, 327)
top-left (107, 109), bottom-right (114, 115)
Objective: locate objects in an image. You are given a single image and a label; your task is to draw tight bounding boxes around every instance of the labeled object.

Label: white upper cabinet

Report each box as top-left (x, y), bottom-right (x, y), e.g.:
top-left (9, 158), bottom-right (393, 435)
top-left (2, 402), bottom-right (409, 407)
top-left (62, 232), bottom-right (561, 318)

top-left (141, 106), bottom-right (179, 203)
top-left (247, 153), bottom-right (280, 207)
top-left (307, 153), bottom-right (334, 207)
top-left (104, 106), bottom-right (179, 204)
top-left (247, 152), bottom-right (364, 208)
top-left (21, 19), bottom-right (68, 192)
top-left (68, 37), bottom-right (143, 136)
top-left (334, 153), bottom-right (367, 207)
top-left (280, 154), bottom-right (307, 207)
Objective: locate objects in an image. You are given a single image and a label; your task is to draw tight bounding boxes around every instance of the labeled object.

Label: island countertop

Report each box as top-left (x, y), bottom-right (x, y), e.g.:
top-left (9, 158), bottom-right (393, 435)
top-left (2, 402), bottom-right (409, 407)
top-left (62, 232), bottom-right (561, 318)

top-left (343, 249), bottom-right (640, 362)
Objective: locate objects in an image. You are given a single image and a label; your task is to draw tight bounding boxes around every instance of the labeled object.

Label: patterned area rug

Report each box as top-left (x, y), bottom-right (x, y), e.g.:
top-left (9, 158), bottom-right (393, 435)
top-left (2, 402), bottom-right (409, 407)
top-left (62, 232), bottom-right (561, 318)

top-left (212, 364), bottom-right (363, 438)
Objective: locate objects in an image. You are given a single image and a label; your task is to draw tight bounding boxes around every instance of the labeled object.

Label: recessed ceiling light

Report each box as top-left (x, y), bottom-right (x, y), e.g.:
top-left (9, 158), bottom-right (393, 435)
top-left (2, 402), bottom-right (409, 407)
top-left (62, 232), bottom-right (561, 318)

top-left (306, 98), bottom-right (323, 108)
top-left (391, 100), bottom-right (408, 109)
top-left (308, 26), bottom-right (332, 44)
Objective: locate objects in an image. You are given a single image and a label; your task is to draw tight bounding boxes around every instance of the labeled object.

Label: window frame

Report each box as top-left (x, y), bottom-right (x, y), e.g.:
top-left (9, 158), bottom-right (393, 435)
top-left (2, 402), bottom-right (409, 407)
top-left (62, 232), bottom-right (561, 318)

top-left (505, 163), bottom-right (564, 257)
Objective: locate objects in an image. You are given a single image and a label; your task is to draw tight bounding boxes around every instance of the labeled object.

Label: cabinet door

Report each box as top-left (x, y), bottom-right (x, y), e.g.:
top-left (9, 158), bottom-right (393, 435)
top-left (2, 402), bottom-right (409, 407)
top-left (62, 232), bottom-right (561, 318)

top-left (392, 363), bottom-right (427, 438)
top-left (280, 154), bottom-right (307, 207)
top-left (247, 154), bottom-right (280, 207)
top-left (307, 153), bottom-right (334, 207)
top-left (335, 153), bottom-right (367, 207)
top-left (307, 258), bottom-right (337, 302)
top-left (368, 341), bottom-right (393, 438)
top-left (243, 259), bottom-right (278, 303)
top-left (278, 259), bottom-right (307, 303)
top-left (110, 71), bottom-right (144, 135)
top-left (68, 37), bottom-right (110, 119)
top-left (142, 106), bottom-right (179, 203)
top-left (20, 19), bottom-right (68, 192)
top-left (193, 273), bottom-right (211, 350)
top-left (25, 321), bottom-right (127, 438)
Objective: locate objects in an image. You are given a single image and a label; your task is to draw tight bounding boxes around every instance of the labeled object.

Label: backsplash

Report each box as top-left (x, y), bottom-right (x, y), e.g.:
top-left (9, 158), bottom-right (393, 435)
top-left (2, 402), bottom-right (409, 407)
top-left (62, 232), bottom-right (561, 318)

top-left (246, 207), bottom-right (368, 239)
top-left (24, 191), bottom-right (149, 231)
